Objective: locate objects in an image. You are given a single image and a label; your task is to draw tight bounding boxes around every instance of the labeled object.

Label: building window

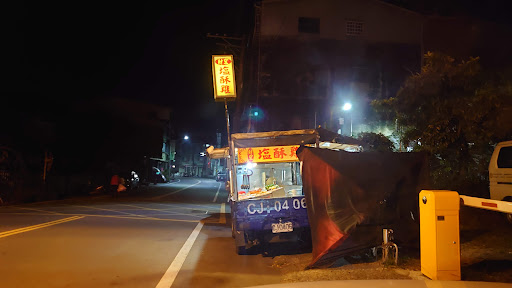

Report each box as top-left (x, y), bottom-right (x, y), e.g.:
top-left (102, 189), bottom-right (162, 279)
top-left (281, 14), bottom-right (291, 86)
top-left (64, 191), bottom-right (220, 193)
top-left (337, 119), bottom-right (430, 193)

top-left (298, 17), bottom-right (320, 34)
top-left (346, 20), bottom-right (364, 36)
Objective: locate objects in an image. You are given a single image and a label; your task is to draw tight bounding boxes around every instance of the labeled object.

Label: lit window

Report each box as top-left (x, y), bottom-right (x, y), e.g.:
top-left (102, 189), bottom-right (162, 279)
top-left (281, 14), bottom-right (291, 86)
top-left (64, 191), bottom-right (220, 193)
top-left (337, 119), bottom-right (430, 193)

top-left (346, 20), bottom-right (364, 36)
top-left (298, 17), bottom-right (320, 34)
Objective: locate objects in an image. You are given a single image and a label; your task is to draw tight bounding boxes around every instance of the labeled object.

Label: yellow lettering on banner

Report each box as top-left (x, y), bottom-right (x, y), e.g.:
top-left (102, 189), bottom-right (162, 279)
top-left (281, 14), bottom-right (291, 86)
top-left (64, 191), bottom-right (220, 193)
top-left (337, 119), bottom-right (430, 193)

top-left (237, 145), bottom-right (300, 164)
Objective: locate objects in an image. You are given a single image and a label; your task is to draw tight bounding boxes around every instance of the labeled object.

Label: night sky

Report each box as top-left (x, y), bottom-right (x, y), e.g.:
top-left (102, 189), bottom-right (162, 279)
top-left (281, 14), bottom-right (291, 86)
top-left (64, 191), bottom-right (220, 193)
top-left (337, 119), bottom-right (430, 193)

top-left (7, 0), bottom-right (511, 138)
top-left (8, 1), bottom-right (254, 137)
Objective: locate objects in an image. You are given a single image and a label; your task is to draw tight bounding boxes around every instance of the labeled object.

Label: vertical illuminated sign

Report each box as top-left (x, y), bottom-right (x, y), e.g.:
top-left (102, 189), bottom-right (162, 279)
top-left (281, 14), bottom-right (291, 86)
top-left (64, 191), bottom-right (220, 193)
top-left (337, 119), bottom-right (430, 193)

top-left (212, 55), bottom-right (236, 102)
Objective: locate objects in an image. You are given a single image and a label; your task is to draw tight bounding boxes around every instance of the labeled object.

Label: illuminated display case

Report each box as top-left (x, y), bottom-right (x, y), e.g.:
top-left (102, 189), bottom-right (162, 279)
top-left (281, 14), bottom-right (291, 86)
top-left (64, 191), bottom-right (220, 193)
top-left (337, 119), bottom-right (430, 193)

top-left (235, 161), bottom-right (302, 200)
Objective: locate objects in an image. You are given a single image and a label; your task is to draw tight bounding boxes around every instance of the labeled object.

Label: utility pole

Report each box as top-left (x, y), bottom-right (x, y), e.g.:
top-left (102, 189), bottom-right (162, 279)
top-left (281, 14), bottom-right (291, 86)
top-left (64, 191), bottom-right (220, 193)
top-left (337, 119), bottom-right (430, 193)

top-left (206, 34), bottom-right (245, 84)
top-left (224, 98), bottom-right (231, 145)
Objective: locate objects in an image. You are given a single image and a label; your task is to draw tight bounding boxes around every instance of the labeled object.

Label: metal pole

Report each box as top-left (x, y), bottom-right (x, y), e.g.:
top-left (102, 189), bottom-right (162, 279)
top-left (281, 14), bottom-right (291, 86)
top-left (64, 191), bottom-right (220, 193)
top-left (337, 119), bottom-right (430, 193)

top-left (224, 98), bottom-right (234, 202)
top-left (224, 99), bottom-right (231, 144)
top-left (43, 151), bottom-right (47, 183)
top-left (350, 112), bottom-right (353, 137)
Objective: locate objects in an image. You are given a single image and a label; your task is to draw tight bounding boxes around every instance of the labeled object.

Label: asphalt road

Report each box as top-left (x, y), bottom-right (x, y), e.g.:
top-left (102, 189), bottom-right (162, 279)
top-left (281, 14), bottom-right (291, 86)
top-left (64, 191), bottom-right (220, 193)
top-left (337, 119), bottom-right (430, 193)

top-left (0, 177), bottom-right (282, 288)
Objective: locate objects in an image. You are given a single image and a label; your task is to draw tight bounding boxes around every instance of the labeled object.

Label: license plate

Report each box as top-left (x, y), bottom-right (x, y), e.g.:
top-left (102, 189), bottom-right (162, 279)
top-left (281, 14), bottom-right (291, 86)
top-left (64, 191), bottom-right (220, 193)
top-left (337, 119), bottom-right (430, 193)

top-left (271, 222), bottom-right (293, 233)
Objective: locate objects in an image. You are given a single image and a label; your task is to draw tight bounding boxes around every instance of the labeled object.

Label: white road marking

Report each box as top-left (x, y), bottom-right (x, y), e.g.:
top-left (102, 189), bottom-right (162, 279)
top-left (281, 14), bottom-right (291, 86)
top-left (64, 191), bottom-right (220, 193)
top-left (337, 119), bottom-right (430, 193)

top-left (213, 182), bottom-right (222, 202)
top-left (220, 203), bottom-right (226, 224)
top-left (0, 216), bottom-right (84, 238)
top-left (150, 181), bottom-right (201, 200)
top-left (153, 203), bottom-right (217, 211)
top-left (0, 212), bottom-right (200, 222)
top-left (119, 204), bottom-right (208, 217)
top-left (72, 205), bottom-right (152, 219)
top-left (155, 221), bottom-right (204, 288)
top-left (15, 206), bottom-right (63, 215)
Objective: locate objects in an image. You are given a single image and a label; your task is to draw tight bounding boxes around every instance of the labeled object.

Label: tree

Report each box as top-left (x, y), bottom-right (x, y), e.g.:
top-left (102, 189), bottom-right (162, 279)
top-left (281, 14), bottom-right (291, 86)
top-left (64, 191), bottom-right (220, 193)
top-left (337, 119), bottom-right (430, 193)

top-left (372, 52), bottom-right (512, 196)
top-left (357, 132), bottom-right (395, 152)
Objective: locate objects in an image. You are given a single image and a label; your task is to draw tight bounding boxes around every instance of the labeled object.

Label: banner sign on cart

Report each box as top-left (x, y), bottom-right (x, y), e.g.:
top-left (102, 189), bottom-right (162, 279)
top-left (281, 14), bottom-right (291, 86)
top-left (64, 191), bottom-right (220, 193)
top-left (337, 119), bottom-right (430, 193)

top-left (212, 55), bottom-right (236, 102)
top-left (237, 145), bottom-right (300, 164)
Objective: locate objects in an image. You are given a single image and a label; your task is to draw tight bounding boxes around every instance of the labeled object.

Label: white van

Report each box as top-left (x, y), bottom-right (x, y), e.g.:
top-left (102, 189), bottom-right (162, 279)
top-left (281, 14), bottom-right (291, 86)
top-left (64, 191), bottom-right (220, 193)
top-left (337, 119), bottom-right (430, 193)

top-left (489, 141), bottom-right (512, 203)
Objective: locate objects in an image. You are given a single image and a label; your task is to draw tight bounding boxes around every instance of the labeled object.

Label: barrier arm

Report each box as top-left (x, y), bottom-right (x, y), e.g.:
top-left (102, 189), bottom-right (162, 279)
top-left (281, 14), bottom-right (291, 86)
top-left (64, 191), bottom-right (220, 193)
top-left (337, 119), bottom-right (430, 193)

top-left (459, 195), bottom-right (512, 214)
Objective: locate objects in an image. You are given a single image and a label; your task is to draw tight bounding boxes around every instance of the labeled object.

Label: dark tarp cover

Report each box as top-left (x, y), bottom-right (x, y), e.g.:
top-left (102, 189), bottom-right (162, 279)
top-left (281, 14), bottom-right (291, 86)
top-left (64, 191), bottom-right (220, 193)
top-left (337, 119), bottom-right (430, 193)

top-left (231, 129), bottom-right (318, 148)
top-left (297, 146), bottom-right (430, 268)
top-left (230, 128), bottom-right (364, 149)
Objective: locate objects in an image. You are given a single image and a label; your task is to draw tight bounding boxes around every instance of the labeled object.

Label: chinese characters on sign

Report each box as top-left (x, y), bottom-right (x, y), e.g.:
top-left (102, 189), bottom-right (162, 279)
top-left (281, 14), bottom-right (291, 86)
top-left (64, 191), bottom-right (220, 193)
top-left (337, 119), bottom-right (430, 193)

top-left (212, 55), bottom-right (236, 102)
top-left (237, 145), bottom-right (300, 164)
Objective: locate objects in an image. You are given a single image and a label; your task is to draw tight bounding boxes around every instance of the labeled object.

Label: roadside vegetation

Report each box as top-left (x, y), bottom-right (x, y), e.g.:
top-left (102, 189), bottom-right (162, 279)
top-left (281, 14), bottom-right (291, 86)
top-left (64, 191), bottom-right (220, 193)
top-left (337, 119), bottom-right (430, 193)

top-left (371, 51), bottom-right (512, 197)
top-left (357, 132), bottom-right (396, 152)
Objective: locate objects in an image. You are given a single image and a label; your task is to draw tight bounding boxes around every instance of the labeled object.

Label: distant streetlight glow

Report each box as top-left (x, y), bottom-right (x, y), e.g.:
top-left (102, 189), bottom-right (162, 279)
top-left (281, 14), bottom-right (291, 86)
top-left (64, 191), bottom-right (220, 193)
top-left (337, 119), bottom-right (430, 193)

top-left (184, 135), bottom-right (189, 140)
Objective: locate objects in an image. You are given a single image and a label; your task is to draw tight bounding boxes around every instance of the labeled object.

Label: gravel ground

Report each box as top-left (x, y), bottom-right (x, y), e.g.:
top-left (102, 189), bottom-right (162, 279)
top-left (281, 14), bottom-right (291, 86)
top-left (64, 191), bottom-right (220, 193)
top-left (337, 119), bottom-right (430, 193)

top-left (268, 206), bottom-right (512, 284)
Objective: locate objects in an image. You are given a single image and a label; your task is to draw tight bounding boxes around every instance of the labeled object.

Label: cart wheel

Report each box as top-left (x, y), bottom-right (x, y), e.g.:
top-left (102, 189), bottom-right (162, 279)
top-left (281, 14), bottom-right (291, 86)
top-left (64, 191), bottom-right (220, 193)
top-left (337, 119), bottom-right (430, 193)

top-left (506, 213), bottom-right (512, 224)
top-left (236, 244), bottom-right (247, 255)
top-left (231, 219), bottom-right (235, 238)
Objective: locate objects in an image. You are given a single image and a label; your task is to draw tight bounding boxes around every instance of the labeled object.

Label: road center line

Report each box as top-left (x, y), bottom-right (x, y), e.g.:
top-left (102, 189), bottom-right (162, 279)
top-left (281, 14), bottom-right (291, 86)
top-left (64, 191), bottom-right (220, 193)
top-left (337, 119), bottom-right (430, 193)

top-left (0, 212), bottom-right (200, 222)
top-left (155, 221), bottom-right (204, 288)
top-left (0, 216), bottom-right (84, 238)
top-left (16, 206), bottom-right (64, 215)
top-left (213, 182), bottom-right (222, 202)
top-left (151, 181), bottom-right (201, 200)
top-left (118, 204), bottom-right (182, 215)
top-left (72, 205), bottom-right (152, 219)
top-left (117, 204), bottom-right (205, 219)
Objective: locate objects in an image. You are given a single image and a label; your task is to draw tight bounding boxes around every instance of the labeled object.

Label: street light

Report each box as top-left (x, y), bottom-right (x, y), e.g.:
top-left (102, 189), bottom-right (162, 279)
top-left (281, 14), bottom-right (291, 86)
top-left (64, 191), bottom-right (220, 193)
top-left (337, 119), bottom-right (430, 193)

top-left (342, 102), bottom-right (353, 137)
top-left (184, 135), bottom-right (189, 140)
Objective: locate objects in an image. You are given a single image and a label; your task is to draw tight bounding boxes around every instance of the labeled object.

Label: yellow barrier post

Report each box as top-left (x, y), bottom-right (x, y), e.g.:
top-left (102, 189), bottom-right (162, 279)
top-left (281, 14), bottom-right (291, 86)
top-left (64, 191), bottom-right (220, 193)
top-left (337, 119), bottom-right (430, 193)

top-left (419, 190), bottom-right (461, 280)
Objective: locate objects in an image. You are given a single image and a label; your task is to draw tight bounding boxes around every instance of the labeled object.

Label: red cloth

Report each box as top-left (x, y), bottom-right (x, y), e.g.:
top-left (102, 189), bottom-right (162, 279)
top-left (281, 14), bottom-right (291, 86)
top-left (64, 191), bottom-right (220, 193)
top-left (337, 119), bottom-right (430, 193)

top-left (110, 174), bottom-right (119, 185)
top-left (299, 150), bottom-right (353, 267)
top-left (297, 146), bottom-right (429, 268)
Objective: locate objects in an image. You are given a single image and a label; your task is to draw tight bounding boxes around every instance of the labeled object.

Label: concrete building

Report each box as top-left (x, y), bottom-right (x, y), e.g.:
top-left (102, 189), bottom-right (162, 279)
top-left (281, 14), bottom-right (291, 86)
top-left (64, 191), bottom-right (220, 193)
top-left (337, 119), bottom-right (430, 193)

top-left (176, 133), bottom-right (219, 178)
top-left (241, 0), bottom-right (424, 134)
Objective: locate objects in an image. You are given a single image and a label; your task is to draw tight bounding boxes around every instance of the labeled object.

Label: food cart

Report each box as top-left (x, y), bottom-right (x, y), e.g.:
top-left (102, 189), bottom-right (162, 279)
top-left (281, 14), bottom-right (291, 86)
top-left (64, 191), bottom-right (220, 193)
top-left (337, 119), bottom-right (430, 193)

top-left (227, 129), bottom-right (320, 254)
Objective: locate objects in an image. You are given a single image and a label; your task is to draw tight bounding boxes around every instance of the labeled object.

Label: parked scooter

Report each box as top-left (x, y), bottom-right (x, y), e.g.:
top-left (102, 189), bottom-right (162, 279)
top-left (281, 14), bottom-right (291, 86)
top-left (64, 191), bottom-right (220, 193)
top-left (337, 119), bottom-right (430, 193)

top-left (88, 170), bottom-right (140, 197)
top-left (151, 167), bottom-right (167, 184)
